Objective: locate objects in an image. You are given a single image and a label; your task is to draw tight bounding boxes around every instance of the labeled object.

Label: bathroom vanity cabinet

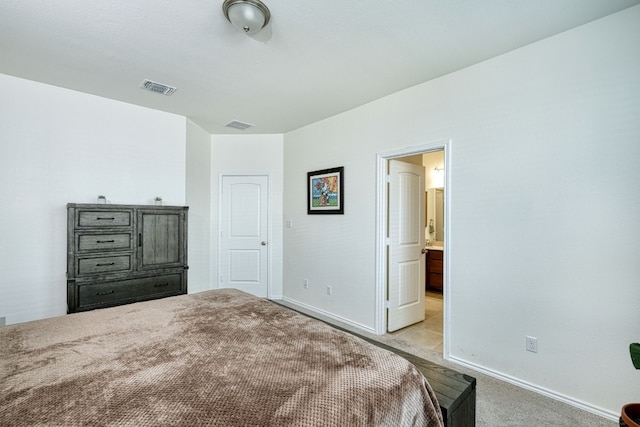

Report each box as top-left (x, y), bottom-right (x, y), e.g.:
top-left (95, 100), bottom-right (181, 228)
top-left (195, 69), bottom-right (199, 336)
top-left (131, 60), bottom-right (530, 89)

top-left (426, 249), bottom-right (443, 291)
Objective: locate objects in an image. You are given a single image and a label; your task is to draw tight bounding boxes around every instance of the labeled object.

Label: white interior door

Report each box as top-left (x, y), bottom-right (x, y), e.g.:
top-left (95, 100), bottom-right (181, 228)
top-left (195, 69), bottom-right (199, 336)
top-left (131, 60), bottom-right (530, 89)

top-left (388, 160), bottom-right (426, 332)
top-left (220, 175), bottom-right (269, 297)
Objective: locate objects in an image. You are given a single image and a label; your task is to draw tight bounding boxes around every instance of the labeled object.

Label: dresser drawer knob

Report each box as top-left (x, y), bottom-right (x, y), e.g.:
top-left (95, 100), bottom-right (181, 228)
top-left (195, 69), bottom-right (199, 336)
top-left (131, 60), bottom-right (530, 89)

top-left (96, 262), bottom-right (115, 267)
top-left (96, 290), bottom-right (115, 296)
top-left (96, 240), bottom-right (115, 244)
top-left (154, 282), bottom-right (169, 288)
top-left (96, 217), bottom-right (115, 221)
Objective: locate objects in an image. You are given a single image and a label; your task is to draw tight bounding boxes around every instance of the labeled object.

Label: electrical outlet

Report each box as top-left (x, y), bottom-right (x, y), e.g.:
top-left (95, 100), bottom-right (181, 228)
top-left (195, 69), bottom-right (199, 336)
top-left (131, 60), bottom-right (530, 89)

top-left (326, 285), bottom-right (332, 296)
top-left (0, 316), bottom-right (6, 326)
top-left (303, 279), bottom-right (309, 289)
top-left (526, 336), bottom-right (538, 353)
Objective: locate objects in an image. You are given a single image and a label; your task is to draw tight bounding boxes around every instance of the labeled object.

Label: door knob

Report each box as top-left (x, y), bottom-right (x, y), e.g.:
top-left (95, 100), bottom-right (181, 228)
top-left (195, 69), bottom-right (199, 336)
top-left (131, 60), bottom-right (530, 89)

top-left (261, 241), bottom-right (267, 246)
top-left (421, 248), bottom-right (428, 254)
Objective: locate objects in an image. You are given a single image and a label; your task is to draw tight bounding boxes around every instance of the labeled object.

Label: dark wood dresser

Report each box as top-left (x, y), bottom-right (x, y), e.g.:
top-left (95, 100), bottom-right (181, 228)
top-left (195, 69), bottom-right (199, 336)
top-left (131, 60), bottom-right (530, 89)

top-left (66, 203), bottom-right (188, 313)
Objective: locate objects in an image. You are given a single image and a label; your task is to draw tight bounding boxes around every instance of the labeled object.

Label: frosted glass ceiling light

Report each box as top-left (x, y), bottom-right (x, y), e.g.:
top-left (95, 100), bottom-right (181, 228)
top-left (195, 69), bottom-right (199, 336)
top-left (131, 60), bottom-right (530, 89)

top-left (222, 0), bottom-right (271, 35)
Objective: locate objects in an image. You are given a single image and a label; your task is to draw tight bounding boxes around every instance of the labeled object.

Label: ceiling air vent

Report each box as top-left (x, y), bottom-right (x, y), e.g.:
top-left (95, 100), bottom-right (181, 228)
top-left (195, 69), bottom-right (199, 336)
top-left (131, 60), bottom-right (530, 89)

top-left (225, 120), bottom-right (255, 131)
top-left (140, 79), bottom-right (177, 96)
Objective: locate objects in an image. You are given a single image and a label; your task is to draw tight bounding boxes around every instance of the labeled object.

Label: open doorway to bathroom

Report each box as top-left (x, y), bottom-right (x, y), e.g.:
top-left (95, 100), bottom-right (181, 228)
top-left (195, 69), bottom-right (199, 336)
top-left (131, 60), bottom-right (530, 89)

top-left (392, 149), bottom-right (444, 352)
top-left (376, 142), bottom-right (448, 357)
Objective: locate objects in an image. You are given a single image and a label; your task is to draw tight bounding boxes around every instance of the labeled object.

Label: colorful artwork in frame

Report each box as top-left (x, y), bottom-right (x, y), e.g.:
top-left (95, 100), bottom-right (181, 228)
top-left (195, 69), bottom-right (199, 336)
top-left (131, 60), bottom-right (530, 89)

top-left (307, 166), bottom-right (344, 214)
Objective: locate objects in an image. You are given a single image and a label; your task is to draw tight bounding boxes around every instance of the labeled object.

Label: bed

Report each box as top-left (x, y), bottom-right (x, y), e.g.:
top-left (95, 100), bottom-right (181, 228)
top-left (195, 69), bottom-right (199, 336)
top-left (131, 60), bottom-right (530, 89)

top-left (1, 289), bottom-right (443, 426)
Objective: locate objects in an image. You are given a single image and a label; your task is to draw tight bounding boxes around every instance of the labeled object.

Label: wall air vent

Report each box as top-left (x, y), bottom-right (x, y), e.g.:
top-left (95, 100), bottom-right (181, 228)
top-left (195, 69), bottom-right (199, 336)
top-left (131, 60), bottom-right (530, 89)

top-left (225, 120), bottom-right (255, 131)
top-left (140, 79), bottom-right (177, 96)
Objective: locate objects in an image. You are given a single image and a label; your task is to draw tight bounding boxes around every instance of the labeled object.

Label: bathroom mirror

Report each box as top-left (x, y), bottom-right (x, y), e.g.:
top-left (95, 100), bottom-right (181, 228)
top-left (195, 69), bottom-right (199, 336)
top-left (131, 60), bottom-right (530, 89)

top-left (426, 187), bottom-right (444, 243)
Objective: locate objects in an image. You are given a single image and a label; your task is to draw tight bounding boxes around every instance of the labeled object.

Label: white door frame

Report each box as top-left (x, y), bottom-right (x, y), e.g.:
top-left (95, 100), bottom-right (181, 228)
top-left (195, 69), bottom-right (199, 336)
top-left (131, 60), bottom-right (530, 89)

top-left (375, 139), bottom-right (452, 358)
top-left (218, 173), bottom-right (272, 298)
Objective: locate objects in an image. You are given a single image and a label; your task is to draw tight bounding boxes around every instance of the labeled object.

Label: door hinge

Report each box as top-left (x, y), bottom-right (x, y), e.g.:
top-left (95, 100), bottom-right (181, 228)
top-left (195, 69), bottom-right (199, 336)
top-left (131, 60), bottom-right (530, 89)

top-left (385, 300), bottom-right (390, 309)
top-left (386, 174), bottom-right (391, 183)
top-left (385, 238), bottom-right (391, 246)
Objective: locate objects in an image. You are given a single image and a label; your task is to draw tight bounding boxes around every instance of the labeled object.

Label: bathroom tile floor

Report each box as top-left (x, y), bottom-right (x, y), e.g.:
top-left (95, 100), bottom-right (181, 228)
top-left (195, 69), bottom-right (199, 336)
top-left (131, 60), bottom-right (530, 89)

top-left (389, 290), bottom-right (444, 353)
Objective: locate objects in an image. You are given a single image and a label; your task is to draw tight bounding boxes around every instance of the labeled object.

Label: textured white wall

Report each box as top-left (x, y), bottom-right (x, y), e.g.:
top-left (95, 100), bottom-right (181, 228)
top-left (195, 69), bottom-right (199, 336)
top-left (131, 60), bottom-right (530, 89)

top-left (186, 119), bottom-right (212, 294)
top-left (0, 74), bottom-right (187, 324)
top-left (283, 6), bottom-right (640, 418)
top-left (210, 134), bottom-right (284, 298)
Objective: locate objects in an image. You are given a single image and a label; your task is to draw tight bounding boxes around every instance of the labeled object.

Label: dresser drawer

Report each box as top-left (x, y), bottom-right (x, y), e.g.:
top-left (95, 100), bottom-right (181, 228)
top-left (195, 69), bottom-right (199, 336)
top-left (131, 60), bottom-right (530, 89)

top-left (77, 254), bottom-right (132, 275)
top-left (77, 233), bottom-right (132, 252)
top-left (77, 274), bottom-right (183, 309)
top-left (77, 210), bottom-right (132, 227)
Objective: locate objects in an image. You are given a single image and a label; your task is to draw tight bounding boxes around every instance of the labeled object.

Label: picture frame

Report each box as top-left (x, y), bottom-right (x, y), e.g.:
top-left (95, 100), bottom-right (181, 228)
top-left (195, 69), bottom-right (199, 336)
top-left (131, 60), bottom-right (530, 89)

top-left (307, 166), bottom-right (344, 214)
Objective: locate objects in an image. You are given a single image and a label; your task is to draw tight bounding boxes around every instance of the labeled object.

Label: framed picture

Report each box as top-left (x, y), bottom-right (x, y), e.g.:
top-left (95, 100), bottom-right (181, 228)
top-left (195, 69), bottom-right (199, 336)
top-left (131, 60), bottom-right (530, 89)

top-left (307, 166), bottom-right (344, 214)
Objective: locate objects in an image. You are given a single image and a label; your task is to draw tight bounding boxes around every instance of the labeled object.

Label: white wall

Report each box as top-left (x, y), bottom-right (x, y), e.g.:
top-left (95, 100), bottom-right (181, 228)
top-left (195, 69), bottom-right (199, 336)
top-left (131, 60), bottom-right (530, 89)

top-left (211, 134), bottom-right (284, 298)
top-left (283, 6), bottom-right (640, 418)
top-left (186, 119), bottom-right (212, 293)
top-left (0, 74), bottom-right (187, 324)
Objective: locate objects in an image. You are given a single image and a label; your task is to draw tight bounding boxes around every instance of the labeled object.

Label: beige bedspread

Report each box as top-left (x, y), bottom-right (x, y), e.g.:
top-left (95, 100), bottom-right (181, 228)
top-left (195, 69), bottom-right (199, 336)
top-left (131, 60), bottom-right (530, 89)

top-left (1, 289), bottom-right (443, 426)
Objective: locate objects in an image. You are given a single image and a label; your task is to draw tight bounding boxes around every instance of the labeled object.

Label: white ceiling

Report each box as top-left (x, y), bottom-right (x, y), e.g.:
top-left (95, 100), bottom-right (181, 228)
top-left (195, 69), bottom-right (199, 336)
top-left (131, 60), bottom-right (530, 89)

top-left (1, 0), bottom-right (638, 134)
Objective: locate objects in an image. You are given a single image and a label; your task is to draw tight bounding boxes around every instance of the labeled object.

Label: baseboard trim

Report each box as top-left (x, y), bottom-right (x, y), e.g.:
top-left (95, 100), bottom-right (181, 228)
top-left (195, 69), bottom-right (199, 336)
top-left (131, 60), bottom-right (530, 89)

top-left (279, 296), bottom-right (378, 335)
top-left (448, 356), bottom-right (618, 422)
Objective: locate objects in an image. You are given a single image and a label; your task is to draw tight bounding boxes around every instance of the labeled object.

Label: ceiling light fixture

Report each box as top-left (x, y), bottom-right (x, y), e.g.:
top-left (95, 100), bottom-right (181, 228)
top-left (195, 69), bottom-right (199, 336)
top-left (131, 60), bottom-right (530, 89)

top-left (222, 0), bottom-right (271, 35)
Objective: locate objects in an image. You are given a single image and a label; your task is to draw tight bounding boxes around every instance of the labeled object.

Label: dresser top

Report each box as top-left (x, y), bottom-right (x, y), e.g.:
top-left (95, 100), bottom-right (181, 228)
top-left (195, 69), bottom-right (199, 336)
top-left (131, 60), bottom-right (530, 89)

top-left (67, 203), bottom-right (188, 209)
